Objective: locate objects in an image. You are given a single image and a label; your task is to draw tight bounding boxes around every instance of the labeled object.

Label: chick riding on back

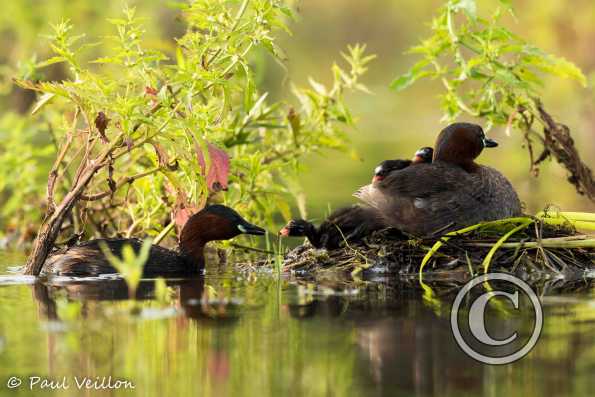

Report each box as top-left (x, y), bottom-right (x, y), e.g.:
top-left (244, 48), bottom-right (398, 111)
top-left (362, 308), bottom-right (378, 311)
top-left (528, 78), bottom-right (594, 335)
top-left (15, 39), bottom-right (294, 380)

top-left (355, 123), bottom-right (522, 236)
top-left (280, 146), bottom-right (433, 249)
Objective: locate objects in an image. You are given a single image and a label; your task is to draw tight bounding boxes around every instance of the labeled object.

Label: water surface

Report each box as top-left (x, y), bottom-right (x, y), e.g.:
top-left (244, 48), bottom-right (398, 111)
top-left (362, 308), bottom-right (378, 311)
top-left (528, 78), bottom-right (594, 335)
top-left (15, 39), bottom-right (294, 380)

top-left (0, 251), bottom-right (593, 397)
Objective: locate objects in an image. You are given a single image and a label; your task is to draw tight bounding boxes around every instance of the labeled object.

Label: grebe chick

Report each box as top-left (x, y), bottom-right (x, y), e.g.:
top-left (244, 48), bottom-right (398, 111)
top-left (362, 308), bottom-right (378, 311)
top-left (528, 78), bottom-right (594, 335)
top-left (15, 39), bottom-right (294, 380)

top-left (355, 123), bottom-right (522, 236)
top-left (372, 147), bottom-right (434, 182)
top-left (279, 147), bottom-right (433, 249)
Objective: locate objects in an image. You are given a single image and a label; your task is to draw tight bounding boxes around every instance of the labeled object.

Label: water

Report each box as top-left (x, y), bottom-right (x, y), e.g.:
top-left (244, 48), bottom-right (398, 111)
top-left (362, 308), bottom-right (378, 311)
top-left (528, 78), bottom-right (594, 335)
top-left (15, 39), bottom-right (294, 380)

top-left (0, 251), bottom-right (593, 397)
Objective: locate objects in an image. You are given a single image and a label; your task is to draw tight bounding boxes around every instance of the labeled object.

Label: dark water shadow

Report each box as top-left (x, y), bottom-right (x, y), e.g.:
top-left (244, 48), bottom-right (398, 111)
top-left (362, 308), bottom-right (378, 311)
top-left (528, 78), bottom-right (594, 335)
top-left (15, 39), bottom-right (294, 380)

top-left (31, 276), bottom-right (244, 325)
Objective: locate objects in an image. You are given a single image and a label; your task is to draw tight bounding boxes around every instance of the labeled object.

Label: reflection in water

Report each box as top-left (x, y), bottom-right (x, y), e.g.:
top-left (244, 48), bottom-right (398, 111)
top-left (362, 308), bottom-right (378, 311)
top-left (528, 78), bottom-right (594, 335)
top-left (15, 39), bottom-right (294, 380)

top-left (0, 267), bottom-right (593, 396)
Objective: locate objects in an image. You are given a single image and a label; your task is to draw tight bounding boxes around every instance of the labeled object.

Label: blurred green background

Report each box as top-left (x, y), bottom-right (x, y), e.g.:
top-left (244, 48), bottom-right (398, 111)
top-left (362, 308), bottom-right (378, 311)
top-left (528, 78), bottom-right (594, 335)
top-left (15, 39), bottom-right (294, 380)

top-left (1, 0), bottom-right (593, 228)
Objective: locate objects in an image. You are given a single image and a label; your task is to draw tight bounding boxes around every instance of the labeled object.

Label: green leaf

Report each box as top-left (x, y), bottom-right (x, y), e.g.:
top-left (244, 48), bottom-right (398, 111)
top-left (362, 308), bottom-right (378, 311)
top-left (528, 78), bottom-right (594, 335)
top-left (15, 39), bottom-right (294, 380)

top-left (176, 46), bottom-right (186, 69)
top-left (31, 93), bottom-right (56, 115)
top-left (494, 68), bottom-right (521, 87)
top-left (308, 77), bottom-right (327, 96)
top-left (35, 56), bottom-right (67, 69)
top-left (543, 55), bottom-right (587, 87)
top-left (390, 60), bottom-right (431, 91)
top-left (244, 78), bottom-right (255, 112)
top-left (247, 92), bottom-right (268, 119)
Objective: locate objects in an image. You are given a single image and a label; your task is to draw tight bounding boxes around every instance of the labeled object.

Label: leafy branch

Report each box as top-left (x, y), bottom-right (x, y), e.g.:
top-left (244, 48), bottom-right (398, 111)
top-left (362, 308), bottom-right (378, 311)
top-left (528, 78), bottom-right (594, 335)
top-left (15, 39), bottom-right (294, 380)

top-left (391, 0), bottom-right (593, 200)
top-left (15, 1), bottom-right (373, 274)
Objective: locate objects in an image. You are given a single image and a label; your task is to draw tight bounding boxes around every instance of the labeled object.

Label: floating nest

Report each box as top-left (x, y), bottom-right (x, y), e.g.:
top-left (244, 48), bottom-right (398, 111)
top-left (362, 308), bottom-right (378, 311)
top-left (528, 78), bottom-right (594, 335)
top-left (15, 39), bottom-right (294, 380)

top-left (279, 214), bottom-right (595, 289)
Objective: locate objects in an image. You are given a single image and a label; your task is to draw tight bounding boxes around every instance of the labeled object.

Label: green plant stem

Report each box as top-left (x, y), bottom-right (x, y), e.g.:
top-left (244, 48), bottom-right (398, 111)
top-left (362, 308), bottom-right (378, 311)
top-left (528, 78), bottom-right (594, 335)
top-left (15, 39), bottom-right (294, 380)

top-left (471, 236), bottom-right (595, 249)
top-left (482, 219), bottom-right (533, 273)
top-left (80, 166), bottom-right (162, 201)
top-left (206, 0), bottom-right (250, 67)
top-left (538, 211), bottom-right (595, 222)
top-left (154, 221), bottom-right (175, 245)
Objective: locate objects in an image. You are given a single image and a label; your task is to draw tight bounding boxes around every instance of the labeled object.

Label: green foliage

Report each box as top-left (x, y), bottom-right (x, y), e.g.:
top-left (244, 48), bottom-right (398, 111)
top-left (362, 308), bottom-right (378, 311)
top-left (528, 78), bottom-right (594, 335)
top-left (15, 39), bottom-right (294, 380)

top-left (0, 114), bottom-right (54, 233)
top-left (99, 239), bottom-right (152, 297)
top-left (391, 0), bottom-right (586, 129)
top-left (56, 297), bottom-right (83, 321)
top-left (154, 277), bottom-right (170, 302)
top-left (8, 1), bottom-right (372, 244)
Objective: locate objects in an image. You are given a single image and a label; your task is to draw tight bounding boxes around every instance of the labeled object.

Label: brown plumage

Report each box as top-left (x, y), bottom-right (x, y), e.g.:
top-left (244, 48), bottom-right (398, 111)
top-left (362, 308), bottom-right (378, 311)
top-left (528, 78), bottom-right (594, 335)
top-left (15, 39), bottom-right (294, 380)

top-left (42, 205), bottom-right (265, 277)
top-left (355, 123), bottom-right (522, 236)
top-left (279, 147), bottom-right (433, 249)
top-left (279, 205), bottom-right (387, 250)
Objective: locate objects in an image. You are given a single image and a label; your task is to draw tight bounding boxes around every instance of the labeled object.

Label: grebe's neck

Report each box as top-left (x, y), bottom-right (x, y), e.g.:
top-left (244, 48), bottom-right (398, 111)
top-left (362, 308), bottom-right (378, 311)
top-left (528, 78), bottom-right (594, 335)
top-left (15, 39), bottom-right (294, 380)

top-left (178, 209), bottom-right (217, 269)
top-left (179, 241), bottom-right (207, 269)
top-left (440, 159), bottom-right (480, 173)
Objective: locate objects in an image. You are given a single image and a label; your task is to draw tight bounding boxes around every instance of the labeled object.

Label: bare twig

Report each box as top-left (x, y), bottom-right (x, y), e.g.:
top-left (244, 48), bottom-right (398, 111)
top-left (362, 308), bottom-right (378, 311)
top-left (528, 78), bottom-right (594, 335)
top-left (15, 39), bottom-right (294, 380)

top-left (46, 109), bottom-right (78, 216)
top-left (24, 131), bottom-right (126, 275)
top-left (79, 167), bottom-right (162, 201)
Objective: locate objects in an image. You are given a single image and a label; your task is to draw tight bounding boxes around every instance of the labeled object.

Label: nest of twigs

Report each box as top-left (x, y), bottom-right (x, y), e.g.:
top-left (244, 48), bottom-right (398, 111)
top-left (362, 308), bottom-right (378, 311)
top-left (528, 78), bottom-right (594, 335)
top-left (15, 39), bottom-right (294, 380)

top-left (280, 214), bottom-right (595, 289)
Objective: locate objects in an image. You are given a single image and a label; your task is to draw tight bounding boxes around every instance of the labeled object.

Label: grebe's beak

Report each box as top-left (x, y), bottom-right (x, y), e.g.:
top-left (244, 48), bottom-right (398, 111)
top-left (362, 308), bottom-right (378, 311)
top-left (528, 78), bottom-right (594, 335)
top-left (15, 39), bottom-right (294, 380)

top-left (411, 154), bottom-right (424, 163)
top-left (483, 138), bottom-right (498, 148)
top-left (238, 222), bottom-right (266, 236)
top-left (279, 226), bottom-right (290, 237)
top-left (372, 175), bottom-right (384, 183)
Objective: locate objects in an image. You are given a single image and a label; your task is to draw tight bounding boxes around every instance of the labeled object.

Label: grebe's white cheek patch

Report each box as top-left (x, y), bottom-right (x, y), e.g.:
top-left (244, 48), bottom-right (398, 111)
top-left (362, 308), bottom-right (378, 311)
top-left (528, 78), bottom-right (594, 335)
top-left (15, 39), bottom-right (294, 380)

top-left (374, 166), bottom-right (382, 175)
top-left (237, 224), bottom-right (247, 233)
top-left (414, 198), bottom-right (427, 209)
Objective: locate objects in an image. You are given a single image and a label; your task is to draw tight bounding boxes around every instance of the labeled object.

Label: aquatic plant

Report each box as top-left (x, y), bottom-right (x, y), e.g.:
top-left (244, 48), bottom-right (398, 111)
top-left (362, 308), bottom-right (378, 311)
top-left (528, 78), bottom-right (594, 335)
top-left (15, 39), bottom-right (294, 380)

top-left (278, 208), bottom-right (594, 289)
top-left (14, 1), bottom-right (373, 274)
top-left (153, 277), bottom-right (170, 303)
top-left (418, 210), bottom-right (595, 278)
top-left (99, 238), bottom-right (152, 298)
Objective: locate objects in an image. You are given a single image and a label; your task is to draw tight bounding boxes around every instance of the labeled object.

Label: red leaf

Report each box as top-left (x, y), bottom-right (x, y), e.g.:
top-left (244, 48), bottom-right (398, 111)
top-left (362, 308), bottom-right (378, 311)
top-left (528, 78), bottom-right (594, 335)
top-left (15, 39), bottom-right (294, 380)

top-left (145, 86), bottom-right (158, 96)
top-left (94, 111), bottom-right (110, 143)
top-left (196, 142), bottom-right (230, 192)
top-left (174, 206), bottom-right (198, 234)
top-left (169, 187), bottom-right (204, 235)
top-left (152, 143), bottom-right (169, 167)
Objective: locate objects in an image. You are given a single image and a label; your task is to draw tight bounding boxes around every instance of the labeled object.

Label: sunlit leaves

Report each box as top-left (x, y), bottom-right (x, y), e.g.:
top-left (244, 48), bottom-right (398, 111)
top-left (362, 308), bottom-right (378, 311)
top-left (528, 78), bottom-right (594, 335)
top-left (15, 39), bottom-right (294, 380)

top-left (100, 239), bottom-right (152, 297)
top-left (30, 93), bottom-right (56, 115)
top-left (522, 50), bottom-right (587, 87)
top-left (47, 21), bottom-right (83, 68)
top-left (337, 44), bottom-right (376, 93)
top-left (8, 0), bottom-right (372, 247)
top-left (390, 59), bottom-right (431, 91)
top-left (392, 0), bottom-right (587, 129)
